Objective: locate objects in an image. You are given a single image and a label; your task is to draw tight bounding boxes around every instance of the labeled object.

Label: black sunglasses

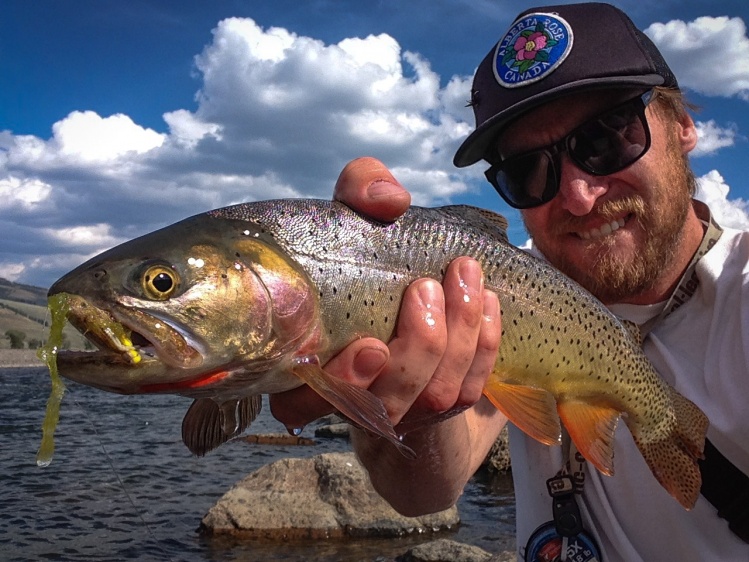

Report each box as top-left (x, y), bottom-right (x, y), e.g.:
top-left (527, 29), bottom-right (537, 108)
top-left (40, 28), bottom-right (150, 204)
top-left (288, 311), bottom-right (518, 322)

top-left (484, 90), bottom-right (654, 209)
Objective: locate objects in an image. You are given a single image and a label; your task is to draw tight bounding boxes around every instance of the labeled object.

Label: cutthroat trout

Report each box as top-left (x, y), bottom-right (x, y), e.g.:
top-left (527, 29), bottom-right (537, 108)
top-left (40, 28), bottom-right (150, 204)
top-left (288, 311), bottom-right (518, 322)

top-left (45, 199), bottom-right (708, 509)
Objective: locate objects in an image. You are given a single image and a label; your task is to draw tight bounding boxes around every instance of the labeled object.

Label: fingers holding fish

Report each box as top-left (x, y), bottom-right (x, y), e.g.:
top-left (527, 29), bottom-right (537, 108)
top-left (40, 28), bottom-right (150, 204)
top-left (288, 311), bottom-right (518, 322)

top-left (409, 258), bottom-right (499, 414)
top-left (457, 289), bottom-right (501, 407)
top-left (333, 157), bottom-right (411, 222)
top-left (365, 258), bottom-right (495, 426)
top-left (272, 260), bottom-right (499, 433)
top-left (367, 278), bottom-right (448, 424)
top-left (404, 260), bottom-right (479, 413)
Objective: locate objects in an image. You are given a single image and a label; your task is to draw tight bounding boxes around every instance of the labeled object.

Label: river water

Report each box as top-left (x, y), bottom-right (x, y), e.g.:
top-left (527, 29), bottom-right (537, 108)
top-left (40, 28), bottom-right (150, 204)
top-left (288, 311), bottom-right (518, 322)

top-left (1, 366), bottom-right (516, 561)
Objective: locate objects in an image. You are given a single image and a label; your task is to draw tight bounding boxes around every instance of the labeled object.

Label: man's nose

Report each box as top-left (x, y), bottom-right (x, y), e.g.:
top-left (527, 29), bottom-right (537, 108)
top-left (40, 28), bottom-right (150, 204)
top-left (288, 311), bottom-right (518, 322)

top-left (556, 154), bottom-right (609, 215)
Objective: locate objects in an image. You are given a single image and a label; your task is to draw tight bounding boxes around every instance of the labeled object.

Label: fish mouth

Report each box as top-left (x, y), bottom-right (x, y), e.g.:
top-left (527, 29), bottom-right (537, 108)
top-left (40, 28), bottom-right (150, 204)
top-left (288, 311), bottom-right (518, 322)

top-left (57, 294), bottom-right (203, 371)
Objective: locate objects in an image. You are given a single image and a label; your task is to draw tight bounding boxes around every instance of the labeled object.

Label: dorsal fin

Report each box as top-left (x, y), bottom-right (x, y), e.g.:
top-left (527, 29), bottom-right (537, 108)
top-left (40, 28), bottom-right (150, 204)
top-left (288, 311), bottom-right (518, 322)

top-left (440, 205), bottom-right (509, 243)
top-left (181, 395), bottom-right (262, 456)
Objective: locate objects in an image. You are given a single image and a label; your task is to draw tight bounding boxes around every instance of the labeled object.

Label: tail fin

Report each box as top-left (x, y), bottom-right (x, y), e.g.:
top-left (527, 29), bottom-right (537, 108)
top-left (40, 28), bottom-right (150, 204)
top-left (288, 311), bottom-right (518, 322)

top-left (632, 388), bottom-right (708, 509)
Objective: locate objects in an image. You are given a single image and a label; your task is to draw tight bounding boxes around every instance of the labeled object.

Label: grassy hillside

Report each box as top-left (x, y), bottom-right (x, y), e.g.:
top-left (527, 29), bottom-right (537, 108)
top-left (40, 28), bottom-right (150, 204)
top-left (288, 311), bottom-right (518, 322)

top-left (0, 280), bottom-right (89, 350)
top-left (0, 277), bottom-right (47, 306)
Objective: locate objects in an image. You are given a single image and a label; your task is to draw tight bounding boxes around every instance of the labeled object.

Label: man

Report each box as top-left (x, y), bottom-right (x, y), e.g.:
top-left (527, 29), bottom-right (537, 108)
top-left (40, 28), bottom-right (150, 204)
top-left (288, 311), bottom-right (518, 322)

top-left (271, 3), bottom-right (749, 560)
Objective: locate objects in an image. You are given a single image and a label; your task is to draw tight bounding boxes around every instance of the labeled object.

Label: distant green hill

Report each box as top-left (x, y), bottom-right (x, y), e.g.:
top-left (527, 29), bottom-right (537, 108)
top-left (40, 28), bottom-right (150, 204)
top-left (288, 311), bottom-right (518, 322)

top-left (0, 279), bottom-right (89, 350)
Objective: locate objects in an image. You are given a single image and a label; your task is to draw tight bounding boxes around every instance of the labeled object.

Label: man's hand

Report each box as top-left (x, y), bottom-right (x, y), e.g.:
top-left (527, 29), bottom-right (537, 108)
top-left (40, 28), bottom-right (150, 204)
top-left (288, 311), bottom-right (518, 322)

top-left (269, 157), bottom-right (501, 429)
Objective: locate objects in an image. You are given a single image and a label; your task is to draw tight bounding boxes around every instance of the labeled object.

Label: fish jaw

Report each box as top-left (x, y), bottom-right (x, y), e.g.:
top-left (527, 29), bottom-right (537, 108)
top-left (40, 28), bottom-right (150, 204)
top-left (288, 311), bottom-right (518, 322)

top-left (52, 293), bottom-right (211, 394)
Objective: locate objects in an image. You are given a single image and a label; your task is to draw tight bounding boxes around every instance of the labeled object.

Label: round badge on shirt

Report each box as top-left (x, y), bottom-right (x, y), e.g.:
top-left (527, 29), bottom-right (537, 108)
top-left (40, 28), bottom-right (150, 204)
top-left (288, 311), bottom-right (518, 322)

top-left (525, 521), bottom-right (602, 562)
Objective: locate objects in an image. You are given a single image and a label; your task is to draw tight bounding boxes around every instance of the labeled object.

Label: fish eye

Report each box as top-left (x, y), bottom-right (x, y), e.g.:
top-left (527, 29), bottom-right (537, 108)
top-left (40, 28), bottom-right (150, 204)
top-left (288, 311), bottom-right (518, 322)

top-left (141, 265), bottom-right (179, 300)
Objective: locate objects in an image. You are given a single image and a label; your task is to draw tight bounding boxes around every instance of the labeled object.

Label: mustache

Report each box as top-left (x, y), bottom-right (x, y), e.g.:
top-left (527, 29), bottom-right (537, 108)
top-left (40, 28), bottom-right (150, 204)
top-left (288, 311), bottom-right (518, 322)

top-left (552, 196), bottom-right (647, 235)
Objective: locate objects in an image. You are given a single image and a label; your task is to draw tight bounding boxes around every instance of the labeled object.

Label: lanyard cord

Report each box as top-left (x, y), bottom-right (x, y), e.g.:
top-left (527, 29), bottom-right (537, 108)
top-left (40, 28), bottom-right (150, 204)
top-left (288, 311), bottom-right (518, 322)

top-left (639, 200), bottom-right (723, 336)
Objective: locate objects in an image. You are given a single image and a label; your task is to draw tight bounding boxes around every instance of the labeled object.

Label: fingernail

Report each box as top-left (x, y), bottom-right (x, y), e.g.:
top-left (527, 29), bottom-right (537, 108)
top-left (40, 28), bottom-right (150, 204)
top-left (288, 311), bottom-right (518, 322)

top-left (353, 346), bottom-right (388, 380)
top-left (367, 180), bottom-right (401, 200)
top-left (458, 259), bottom-right (483, 302)
top-left (417, 280), bottom-right (444, 330)
top-left (417, 279), bottom-right (443, 309)
top-left (483, 290), bottom-right (499, 322)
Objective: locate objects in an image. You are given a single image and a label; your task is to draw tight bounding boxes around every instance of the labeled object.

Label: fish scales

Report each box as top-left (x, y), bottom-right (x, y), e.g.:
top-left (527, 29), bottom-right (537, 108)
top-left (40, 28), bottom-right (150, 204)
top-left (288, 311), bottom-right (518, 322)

top-left (45, 198), bottom-right (708, 509)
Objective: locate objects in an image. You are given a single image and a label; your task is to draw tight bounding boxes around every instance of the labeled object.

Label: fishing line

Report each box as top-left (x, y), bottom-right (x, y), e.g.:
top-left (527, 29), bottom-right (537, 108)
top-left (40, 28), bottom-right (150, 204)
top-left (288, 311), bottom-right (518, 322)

top-left (69, 388), bottom-right (175, 561)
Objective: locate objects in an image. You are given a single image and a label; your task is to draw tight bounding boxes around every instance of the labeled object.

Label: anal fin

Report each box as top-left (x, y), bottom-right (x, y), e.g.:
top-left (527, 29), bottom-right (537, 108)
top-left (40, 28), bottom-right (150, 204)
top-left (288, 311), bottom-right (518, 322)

top-left (482, 379), bottom-right (561, 445)
top-left (557, 399), bottom-right (620, 476)
top-left (181, 395), bottom-right (263, 456)
top-left (293, 357), bottom-right (415, 459)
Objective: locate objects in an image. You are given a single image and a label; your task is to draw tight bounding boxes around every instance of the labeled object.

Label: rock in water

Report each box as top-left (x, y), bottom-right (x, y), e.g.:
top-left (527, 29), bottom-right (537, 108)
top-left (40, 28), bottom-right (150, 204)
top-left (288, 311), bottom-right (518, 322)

top-left (200, 451), bottom-right (459, 540)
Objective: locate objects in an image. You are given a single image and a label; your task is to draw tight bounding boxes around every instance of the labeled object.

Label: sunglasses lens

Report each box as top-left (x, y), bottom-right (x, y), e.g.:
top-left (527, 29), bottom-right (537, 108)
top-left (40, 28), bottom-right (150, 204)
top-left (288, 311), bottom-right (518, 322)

top-left (487, 95), bottom-right (651, 209)
top-left (570, 103), bottom-right (649, 174)
top-left (490, 151), bottom-right (558, 209)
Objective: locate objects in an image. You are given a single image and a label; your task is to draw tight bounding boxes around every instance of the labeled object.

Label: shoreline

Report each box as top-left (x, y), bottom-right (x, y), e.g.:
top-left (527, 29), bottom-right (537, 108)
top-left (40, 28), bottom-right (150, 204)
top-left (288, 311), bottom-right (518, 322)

top-left (0, 349), bottom-right (44, 369)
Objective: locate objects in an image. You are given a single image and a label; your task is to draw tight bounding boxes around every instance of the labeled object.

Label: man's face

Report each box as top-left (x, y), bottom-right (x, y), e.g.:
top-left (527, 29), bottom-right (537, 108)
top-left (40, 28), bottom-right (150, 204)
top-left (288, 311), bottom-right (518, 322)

top-left (495, 90), bottom-right (698, 305)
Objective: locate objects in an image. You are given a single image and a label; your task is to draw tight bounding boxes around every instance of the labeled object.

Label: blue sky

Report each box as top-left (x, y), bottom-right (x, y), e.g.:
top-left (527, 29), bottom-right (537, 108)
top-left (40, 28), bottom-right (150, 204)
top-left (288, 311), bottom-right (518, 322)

top-left (2, 0), bottom-right (748, 288)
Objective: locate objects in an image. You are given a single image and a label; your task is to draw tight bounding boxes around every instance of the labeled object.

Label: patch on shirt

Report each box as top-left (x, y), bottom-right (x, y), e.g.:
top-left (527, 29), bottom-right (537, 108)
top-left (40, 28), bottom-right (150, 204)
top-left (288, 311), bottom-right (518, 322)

top-left (524, 521), bottom-right (602, 561)
top-left (493, 12), bottom-right (573, 88)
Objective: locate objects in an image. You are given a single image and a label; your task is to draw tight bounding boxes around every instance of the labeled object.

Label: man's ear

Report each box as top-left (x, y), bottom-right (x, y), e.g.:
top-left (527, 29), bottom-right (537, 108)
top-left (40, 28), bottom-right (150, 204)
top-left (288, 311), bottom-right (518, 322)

top-left (677, 112), bottom-right (698, 154)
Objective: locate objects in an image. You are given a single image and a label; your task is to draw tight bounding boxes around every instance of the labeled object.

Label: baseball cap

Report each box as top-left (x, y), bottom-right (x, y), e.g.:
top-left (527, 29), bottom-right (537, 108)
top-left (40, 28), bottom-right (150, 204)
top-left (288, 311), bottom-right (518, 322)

top-left (453, 2), bottom-right (678, 168)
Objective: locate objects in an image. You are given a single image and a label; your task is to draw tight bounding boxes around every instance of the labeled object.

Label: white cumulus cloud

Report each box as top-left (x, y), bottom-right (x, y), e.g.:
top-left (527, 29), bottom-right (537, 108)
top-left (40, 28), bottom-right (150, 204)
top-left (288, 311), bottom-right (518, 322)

top-left (0, 177), bottom-right (52, 210)
top-left (646, 16), bottom-right (749, 100)
top-left (693, 120), bottom-right (740, 156)
top-left (695, 170), bottom-right (749, 230)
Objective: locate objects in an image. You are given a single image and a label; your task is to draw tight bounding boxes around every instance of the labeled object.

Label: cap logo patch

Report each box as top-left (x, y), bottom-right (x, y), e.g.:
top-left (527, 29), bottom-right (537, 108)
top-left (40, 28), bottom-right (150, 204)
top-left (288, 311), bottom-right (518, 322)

top-left (493, 12), bottom-right (573, 88)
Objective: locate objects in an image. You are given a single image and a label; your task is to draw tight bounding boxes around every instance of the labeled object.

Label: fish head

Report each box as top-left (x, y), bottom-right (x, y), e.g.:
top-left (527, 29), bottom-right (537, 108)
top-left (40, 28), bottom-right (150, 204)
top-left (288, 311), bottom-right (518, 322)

top-left (48, 214), bottom-right (319, 397)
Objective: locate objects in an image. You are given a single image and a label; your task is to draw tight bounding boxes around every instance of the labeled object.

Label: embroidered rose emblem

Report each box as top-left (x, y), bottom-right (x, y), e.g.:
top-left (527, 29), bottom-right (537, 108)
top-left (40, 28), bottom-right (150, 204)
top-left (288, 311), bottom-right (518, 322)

top-left (493, 13), bottom-right (573, 88)
top-left (514, 31), bottom-right (548, 61)
top-left (501, 24), bottom-right (559, 75)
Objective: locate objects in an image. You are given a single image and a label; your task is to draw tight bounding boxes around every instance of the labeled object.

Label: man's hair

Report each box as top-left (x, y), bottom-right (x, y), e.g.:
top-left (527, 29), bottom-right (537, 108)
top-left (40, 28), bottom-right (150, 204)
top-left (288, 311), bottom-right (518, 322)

top-left (651, 87), bottom-right (699, 197)
top-left (651, 86), bottom-right (699, 122)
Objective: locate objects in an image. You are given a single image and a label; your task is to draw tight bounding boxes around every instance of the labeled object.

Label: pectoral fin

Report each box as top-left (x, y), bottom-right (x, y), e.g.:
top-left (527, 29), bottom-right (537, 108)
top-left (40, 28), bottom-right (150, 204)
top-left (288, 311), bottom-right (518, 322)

top-left (293, 358), bottom-right (415, 459)
top-left (482, 379), bottom-right (561, 445)
top-left (181, 395), bottom-right (263, 456)
top-left (557, 399), bottom-right (620, 476)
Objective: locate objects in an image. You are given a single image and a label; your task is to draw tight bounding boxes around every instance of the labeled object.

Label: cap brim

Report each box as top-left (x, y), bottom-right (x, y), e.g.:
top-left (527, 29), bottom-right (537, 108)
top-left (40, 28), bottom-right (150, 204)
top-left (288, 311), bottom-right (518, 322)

top-left (453, 75), bottom-right (664, 168)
